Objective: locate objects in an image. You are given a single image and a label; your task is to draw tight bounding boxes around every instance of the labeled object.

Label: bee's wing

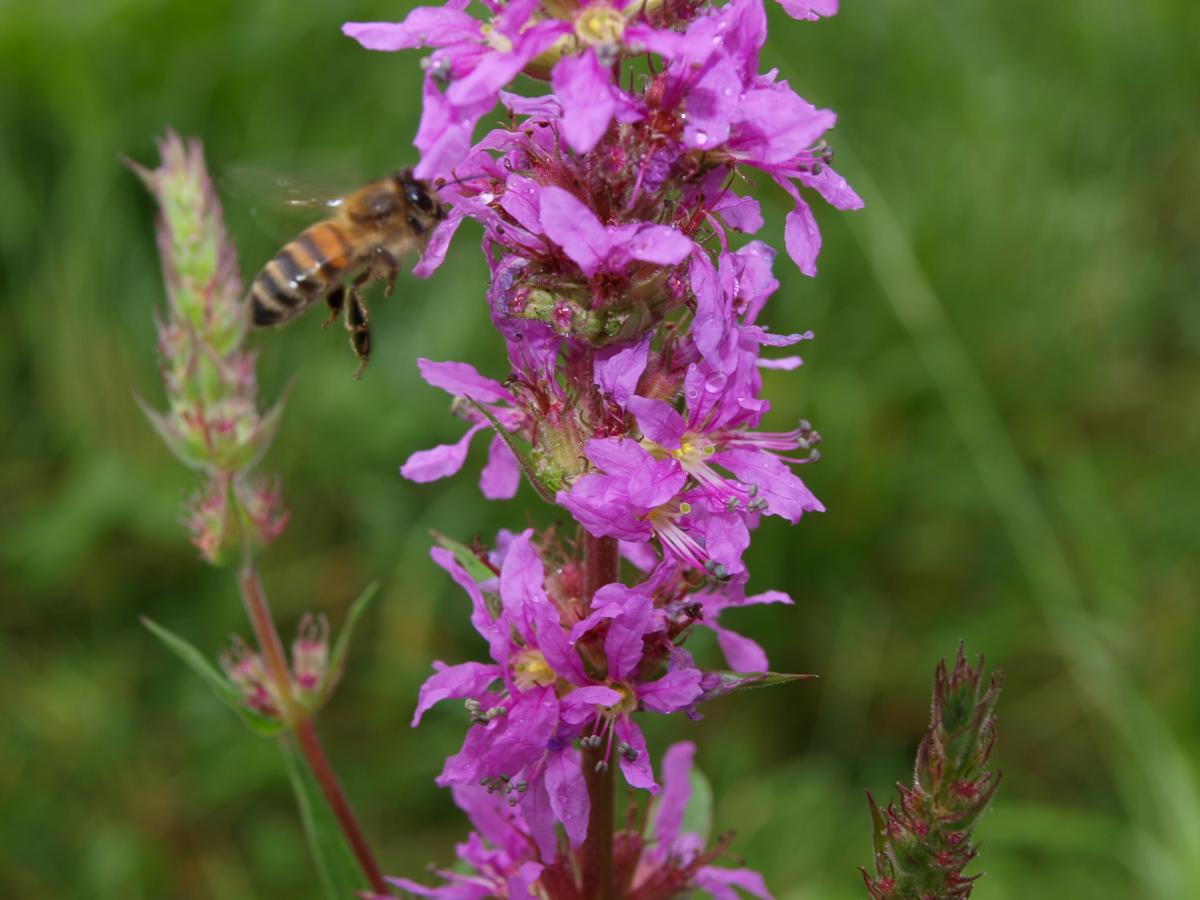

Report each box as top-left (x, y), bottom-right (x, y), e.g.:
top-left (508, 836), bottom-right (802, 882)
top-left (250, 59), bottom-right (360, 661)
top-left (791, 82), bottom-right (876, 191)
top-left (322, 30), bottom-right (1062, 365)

top-left (221, 164), bottom-right (356, 239)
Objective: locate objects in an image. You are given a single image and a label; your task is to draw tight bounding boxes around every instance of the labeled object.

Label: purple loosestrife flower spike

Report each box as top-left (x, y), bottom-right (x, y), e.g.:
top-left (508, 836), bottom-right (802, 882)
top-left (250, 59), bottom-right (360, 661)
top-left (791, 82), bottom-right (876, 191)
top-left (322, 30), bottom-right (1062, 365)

top-left (129, 132), bottom-right (288, 564)
top-left (346, 0), bottom-right (863, 890)
top-left (862, 645), bottom-right (1004, 900)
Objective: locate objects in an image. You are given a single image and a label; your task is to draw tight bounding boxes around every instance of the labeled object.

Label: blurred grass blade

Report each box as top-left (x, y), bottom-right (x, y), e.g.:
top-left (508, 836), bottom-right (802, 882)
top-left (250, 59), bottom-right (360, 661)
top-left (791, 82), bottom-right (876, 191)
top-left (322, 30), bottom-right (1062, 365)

top-left (141, 616), bottom-right (283, 736)
top-left (322, 580), bottom-right (380, 705)
top-left (279, 737), bottom-right (363, 900)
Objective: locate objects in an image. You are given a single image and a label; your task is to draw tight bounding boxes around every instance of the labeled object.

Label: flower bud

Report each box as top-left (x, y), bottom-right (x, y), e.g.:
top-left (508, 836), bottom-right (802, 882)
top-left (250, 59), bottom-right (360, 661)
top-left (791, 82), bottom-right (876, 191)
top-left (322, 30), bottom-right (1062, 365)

top-left (862, 645), bottom-right (1002, 899)
top-left (131, 131), bottom-right (288, 564)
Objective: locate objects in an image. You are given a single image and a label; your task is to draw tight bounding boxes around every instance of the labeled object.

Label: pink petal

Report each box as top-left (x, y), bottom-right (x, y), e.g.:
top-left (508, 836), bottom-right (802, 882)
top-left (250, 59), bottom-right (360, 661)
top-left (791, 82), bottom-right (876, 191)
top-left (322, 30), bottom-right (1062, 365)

top-left (560, 685), bottom-right (623, 724)
top-left (545, 746), bottom-right (590, 846)
top-left (535, 602), bottom-right (591, 686)
top-left (417, 358), bottom-right (513, 403)
top-left (712, 192), bottom-right (764, 233)
top-left (695, 866), bottom-right (773, 900)
top-left (800, 164), bottom-right (864, 210)
top-left (342, 10), bottom-right (480, 51)
top-left (539, 186), bottom-right (612, 277)
top-left (507, 862), bottom-right (545, 900)
top-left (400, 423), bottom-right (484, 482)
top-left (500, 528), bottom-right (548, 641)
top-left (620, 223), bottom-right (694, 267)
top-left (605, 593), bottom-right (653, 680)
top-left (639, 667), bottom-right (703, 713)
top-left (594, 334), bottom-right (650, 406)
top-left (521, 776), bottom-right (560, 861)
top-left (710, 623), bottom-right (769, 673)
top-left (775, 0), bottom-right (838, 21)
top-left (784, 194), bottom-right (821, 277)
top-left (757, 356), bottom-right (803, 370)
top-left (654, 741), bottom-right (696, 848)
top-left (552, 50), bottom-right (617, 154)
top-left (480, 434), bottom-right (520, 500)
top-left (615, 718), bottom-right (658, 792)
top-left (412, 661), bottom-right (502, 726)
top-left (627, 396), bottom-right (687, 450)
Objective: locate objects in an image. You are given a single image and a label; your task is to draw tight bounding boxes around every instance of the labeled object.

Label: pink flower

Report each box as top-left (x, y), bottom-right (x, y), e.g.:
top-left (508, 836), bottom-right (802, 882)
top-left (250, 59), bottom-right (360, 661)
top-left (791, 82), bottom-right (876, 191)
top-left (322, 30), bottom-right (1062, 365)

top-left (387, 783), bottom-right (545, 899)
top-left (344, 1), bottom-right (564, 177)
top-left (634, 742), bottom-right (774, 900)
top-left (413, 531), bottom-right (722, 854)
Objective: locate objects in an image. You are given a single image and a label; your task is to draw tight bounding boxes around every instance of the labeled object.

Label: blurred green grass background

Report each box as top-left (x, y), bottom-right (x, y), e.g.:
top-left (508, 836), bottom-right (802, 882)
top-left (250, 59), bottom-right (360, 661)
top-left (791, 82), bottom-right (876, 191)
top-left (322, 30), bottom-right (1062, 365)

top-left (2, 0), bottom-right (1198, 897)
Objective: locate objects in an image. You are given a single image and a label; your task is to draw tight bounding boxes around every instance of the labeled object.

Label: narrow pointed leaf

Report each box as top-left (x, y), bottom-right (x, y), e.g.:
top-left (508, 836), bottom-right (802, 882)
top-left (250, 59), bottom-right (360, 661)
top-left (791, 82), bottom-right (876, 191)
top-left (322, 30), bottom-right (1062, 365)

top-left (430, 531), bottom-right (496, 583)
top-left (280, 737), bottom-right (362, 899)
top-left (465, 398), bottom-right (556, 503)
top-left (700, 670), bottom-right (815, 702)
top-left (141, 616), bottom-right (283, 736)
top-left (322, 581), bottom-right (381, 705)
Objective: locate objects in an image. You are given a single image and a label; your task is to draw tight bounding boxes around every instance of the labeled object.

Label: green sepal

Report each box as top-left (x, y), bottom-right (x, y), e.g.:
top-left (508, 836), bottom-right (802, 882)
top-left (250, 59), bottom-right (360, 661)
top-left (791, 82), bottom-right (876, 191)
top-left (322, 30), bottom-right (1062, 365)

top-left (320, 581), bottom-right (380, 706)
top-left (431, 531), bottom-right (496, 583)
top-left (141, 616), bottom-right (283, 736)
top-left (279, 736), bottom-right (363, 899)
top-left (465, 398), bottom-right (557, 503)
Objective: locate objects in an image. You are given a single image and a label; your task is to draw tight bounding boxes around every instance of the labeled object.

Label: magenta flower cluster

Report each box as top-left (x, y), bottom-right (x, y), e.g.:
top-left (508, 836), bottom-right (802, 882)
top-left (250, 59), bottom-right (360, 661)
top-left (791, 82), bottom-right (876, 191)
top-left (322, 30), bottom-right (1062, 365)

top-left (344, 0), bottom-right (859, 894)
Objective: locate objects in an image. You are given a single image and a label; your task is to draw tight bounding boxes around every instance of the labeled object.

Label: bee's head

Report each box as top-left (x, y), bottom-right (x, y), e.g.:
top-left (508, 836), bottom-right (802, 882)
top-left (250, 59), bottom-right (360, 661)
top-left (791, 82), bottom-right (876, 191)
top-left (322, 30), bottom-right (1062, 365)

top-left (394, 169), bottom-right (446, 235)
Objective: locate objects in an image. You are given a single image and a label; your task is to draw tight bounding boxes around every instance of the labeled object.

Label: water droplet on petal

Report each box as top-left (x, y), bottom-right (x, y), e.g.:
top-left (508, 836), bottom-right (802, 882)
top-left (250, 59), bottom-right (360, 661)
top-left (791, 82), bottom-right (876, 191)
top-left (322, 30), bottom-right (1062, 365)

top-left (704, 372), bottom-right (727, 394)
top-left (694, 131), bottom-right (708, 146)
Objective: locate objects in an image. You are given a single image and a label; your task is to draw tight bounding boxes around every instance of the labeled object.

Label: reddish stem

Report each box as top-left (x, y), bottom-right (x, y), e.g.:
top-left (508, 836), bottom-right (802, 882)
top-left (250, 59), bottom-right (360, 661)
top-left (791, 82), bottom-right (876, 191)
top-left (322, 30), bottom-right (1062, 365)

top-left (238, 566), bottom-right (390, 896)
top-left (580, 533), bottom-right (618, 900)
top-left (292, 717), bottom-right (389, 895)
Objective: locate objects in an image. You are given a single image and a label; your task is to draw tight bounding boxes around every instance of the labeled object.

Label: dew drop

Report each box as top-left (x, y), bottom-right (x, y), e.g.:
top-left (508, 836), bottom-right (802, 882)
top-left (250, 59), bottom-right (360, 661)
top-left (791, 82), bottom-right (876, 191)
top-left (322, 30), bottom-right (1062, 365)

top-left (704, 372), bottom-right (727, 394)
top-left (479, 191), bottom-right (495, 204)
top-left (694, 130), bottom-right (709, 146)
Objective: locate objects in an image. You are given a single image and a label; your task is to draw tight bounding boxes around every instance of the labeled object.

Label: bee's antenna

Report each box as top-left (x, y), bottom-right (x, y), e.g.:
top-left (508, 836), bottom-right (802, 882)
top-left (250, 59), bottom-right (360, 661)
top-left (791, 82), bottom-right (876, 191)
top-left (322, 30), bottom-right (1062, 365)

top-left (435, 172), bottom-right (489, 190)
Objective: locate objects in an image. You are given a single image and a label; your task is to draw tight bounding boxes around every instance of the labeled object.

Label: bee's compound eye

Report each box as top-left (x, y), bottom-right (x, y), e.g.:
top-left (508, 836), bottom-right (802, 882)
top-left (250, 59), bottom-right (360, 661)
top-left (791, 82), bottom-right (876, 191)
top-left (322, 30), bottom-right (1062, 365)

top-left (404, 180), bottom-right (435, 213)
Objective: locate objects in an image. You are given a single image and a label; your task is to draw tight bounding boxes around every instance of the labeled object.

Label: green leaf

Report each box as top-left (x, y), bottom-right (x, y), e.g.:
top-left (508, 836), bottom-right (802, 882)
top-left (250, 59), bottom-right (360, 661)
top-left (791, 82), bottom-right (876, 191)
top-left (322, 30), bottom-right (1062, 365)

top-left (430, 531), bottom-right (496, 583)
top-left (699, 670), bottom-right (816, 702)
top-left (465, 398), bottom-right (556, 503)
top-left (321, 581), bottom-right (380, 705)
top-left (141, 616), bottom-right (283, 736)
top-left (279, 737), bottom-right (363, 899)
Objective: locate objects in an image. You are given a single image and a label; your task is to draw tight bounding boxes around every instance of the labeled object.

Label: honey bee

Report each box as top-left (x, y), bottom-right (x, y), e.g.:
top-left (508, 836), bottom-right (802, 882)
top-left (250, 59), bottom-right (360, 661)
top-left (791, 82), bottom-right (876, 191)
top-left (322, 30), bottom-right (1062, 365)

top-left (246, 169), bottom-right (446, 377)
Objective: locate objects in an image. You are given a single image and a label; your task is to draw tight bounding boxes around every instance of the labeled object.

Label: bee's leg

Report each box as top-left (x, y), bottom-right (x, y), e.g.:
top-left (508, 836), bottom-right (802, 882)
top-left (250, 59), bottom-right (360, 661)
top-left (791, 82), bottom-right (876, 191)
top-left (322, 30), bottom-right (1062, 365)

top-left (322, 285), bottom-right (345, 329)
top-left (374, 248), bottom-right (400, 298)
top-left (344, 289), bottom-right (371, 379)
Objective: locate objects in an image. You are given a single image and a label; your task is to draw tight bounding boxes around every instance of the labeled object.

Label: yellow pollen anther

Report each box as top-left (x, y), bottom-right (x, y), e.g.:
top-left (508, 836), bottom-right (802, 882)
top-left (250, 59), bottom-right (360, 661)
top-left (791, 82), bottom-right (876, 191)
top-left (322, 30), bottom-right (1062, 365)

top-left (512, 649), bottom-right (555, 690)
top-left (600, 682), bottom-right (637, 714)
top-left (574, 5), bottom-right (625, 45)
top-left (482, 24), bottom-right (514, 53)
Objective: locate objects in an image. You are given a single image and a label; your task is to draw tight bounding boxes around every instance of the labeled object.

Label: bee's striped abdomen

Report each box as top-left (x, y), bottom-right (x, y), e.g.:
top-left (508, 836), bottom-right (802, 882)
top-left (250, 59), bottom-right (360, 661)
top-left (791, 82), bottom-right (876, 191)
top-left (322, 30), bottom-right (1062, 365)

top-left (250, 221), bottom-right (356, 326)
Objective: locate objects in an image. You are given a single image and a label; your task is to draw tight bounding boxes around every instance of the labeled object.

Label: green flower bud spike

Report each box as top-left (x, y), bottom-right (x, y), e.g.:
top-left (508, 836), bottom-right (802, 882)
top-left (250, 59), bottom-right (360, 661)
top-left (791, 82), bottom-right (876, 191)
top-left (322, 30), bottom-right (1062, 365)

top-left (862, 644), bottom-right (1003, 900)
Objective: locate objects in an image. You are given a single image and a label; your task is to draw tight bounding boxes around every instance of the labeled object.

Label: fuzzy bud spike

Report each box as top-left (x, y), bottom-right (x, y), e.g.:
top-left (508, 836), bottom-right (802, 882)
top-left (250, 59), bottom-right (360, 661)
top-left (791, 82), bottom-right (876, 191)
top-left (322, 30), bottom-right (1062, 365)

top-left (862, 647), bottom-right (1003, 899)
top-left (131, 131), bottom-right (288, 564)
